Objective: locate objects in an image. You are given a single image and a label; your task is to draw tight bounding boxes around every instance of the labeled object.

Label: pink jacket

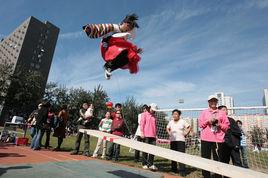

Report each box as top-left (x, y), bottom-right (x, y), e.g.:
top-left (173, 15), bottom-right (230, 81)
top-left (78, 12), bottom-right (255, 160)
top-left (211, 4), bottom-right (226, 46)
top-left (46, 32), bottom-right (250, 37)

top-left (140, 111), bottom-right (157, 138)
top-left (198, 108), bottom-right (229, 143)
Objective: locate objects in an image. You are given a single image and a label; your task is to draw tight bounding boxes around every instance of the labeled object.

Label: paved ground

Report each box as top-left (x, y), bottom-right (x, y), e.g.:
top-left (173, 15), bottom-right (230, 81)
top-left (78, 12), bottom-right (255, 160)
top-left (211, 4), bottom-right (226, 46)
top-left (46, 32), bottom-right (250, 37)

top-left (0, 143), bottom-right (180, 178)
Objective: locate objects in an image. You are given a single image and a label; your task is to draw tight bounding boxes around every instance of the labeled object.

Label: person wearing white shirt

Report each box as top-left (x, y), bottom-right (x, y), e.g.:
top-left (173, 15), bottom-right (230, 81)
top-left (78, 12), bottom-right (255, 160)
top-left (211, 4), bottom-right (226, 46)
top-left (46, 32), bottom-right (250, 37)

top-left (166, 109), bottom-right (191, 177)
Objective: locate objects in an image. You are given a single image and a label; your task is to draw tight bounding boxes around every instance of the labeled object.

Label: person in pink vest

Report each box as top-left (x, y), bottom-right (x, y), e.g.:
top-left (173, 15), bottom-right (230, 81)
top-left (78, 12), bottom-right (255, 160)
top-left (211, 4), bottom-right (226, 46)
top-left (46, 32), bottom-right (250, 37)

top-left (140, 103), bottom-right (158, 171)
top-left (198, 95), bottom-right (230, 178)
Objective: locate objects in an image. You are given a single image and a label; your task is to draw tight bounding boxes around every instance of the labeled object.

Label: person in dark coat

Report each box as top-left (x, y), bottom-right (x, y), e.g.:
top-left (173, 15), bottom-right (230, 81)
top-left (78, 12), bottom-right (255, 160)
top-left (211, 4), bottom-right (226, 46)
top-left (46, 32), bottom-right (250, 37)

top-left (30, 102), bottom-right (50, 150)
top-left (53, 104), bottom-right (69, 151)
top-left (70, 103), bottom-right (92, 156)
top-left (218, 105), bottom-right (242, 167)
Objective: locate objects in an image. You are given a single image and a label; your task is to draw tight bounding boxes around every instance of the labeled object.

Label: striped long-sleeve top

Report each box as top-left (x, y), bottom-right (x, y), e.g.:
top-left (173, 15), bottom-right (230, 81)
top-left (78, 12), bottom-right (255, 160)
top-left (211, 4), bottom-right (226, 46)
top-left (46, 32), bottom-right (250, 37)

top-left (99, 118), bottom-right (112, 133)
top-left (83, 24), bottom-right (121, 39)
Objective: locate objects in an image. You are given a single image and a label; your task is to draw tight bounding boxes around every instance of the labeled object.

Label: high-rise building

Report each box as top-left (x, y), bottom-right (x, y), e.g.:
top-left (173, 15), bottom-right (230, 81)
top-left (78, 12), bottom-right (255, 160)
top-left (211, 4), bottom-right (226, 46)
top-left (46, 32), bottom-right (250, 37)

top-left (215, 92), bottom-right (225, 106)
top-left (0, 16), bottom-right (59, 124)
top-left (263, 89), bottom-right (268, 114)
top-left (214, 92), bottom-right (234, 108)
top-left (214, 92), bottom-right (234, 114)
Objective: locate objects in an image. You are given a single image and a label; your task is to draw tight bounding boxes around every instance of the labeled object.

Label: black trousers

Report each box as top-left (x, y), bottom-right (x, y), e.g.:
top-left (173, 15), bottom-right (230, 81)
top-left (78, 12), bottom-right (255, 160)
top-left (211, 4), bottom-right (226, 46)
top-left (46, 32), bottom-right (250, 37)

top-left (74, 125), bottom-right (90, 153)
top-left (104, 50), bottom-right (129, 72)
top-left (201, 140), bottom-right (224, 178)
top-left (134, 136), bottom-right (143, 161)
top-left (170, 141), bottom-right (186, 172)
top-left (108, 142), bottom-right (120, 160)
top-left (40, 128), bottom-right (51, 148)
top-left (221, 143), bottom-right (242, 167)
top-left (142, 137), bottom-right (156, 167)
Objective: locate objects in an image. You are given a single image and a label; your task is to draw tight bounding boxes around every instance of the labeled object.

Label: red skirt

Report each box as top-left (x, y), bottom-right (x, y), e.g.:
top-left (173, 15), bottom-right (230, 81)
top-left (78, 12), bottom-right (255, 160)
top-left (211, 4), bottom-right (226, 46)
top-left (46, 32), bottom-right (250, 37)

top-left (100, 37), bottom-right (141, 74)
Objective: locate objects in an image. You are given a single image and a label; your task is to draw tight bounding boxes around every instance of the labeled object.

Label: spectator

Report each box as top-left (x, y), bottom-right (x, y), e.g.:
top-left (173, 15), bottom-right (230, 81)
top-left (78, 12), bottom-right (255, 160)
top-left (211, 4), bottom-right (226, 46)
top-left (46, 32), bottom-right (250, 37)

top-left (31, 102), bottom-right (50, 150)
top-left (140, 103), bottom-right (158, 171)
top-left (218, 105), bottom-right (242, 167)
top-left (27, 104), bottom-right (41, 138)
top-left (236, 120), bottom-right (249, 168)
top-left (166, 109), bottom-right (191, 177)
top-left (40, 106), bottom-right (55, 149)
top-left (198, 95), bottom-right (229, 178)
top-left (107, 110), bottom-right (124, 161)
top-left (53, 104), bottom-right (69, 151)
top-left (134, 104), bottom-right (148, 162)
top-left (111, 103), bottom-right (122, 120)
top-left (70, 103), bottom-right (92, 156)
top-left (92, 111), bottom-right (112, 158)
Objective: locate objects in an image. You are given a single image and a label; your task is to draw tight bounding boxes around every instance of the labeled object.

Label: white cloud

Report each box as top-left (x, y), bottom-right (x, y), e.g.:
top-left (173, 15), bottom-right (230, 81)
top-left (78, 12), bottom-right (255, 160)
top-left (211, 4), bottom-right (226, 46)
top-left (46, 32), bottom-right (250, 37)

top-left (59, 31), bottom-right (83, 40)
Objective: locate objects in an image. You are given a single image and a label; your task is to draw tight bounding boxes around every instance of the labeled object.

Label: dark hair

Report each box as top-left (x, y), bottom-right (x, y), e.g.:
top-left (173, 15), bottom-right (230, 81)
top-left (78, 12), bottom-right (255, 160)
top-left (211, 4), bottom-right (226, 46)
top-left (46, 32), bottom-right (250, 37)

top-left (42, 101), bottom-right (51, 108)
top-left (115, 103), bottom-right (122, 108)
top-left (142, 104), bottom-right (148, 110)
top-left (61, 104), bottom-right (68, 110)
top-left (121, 13), bottom-right (139, 28)
top-left (236, 120), bottom-right (242, 125)
top-left (172, 109), bottom-right (181, 115)
top-left (218, 105), bottom-right (227, 110)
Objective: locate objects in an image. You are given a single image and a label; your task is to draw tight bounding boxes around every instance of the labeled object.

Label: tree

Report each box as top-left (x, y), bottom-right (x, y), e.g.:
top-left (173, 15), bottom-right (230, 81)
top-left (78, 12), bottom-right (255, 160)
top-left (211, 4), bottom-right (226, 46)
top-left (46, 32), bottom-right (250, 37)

top-left (122, 97), bottom-right (142, 135)
top-left (91, 85), bottom-right (109, 128)
top-left (249, 126), bottom-right (265, 147)
top-left (43, 82), bottom-right (58, 105)
top-left (0, 59), bottom-right (14, 106)
top-left (3, 66), bottom-right (44, 117)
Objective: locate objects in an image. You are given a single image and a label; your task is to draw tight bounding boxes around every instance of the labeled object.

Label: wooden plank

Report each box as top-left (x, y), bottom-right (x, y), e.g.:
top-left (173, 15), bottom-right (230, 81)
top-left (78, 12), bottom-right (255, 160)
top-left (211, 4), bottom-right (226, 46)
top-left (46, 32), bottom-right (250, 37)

top-left (80, 129), bottom-right (268, 178)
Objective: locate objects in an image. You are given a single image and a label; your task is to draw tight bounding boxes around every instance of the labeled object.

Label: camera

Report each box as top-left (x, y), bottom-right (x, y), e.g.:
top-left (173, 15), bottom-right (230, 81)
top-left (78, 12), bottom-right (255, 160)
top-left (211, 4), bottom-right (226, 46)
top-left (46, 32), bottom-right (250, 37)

top-left (211, 119), bottom-right (218, 126)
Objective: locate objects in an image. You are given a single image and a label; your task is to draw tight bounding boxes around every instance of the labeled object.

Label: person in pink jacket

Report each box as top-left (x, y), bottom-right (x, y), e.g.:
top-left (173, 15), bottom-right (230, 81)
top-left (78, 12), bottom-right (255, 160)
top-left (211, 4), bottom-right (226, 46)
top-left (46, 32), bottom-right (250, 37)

top-left (140, 103), bottom-right (158, 171)
top-left (198, 95), bottom-right (229, 178)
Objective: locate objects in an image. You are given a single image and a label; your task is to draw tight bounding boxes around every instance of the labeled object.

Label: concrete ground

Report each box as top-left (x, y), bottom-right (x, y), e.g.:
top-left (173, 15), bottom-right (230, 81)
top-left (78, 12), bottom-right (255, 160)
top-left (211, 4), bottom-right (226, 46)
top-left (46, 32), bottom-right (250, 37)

top-left (0, 143), bottom-right (180, 178)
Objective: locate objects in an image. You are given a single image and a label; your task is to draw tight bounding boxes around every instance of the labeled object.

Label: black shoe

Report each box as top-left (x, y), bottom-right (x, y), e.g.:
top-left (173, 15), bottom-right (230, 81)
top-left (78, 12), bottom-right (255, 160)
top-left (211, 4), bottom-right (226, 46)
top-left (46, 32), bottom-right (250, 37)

top-left (171, 169), bottom-right (177, 173)
top-left (70, 150), bottom-right (79, 155)
top-left (53, 147), bottom-right (61, 151)
top-left (179, 171), bottom-right (187, 177)
top-left (83, 152), bottom-right (90, 157)
top-left (106, 157), bottom-right (112, 160)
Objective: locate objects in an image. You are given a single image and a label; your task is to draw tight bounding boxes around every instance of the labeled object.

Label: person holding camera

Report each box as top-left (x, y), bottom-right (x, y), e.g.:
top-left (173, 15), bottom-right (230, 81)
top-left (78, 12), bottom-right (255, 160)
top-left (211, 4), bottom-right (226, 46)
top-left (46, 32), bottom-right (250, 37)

top-left (198, 95), bottom-right (229, 178)
top-left (70, 103), bottom-right (92, 156)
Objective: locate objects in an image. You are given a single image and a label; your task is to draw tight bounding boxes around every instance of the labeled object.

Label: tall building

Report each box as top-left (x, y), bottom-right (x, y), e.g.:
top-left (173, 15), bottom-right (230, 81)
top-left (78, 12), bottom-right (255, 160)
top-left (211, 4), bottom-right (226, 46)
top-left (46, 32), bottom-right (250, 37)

top-left (0, 16), bottom-right (59, 123)
top-left (263, 89), bottom-right (268, 114)
top-left (215, 92), bottom-right (225, 106)
top-left (214, 92), bottom-right (234, 108)
top-left (214, 92), bottom-right (234, 114)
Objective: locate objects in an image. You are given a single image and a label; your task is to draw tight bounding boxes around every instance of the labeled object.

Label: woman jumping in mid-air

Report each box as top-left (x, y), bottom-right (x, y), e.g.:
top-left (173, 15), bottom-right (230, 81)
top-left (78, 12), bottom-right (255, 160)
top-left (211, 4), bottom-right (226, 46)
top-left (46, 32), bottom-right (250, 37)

top-left (83, 13), bottom-right (142, 80)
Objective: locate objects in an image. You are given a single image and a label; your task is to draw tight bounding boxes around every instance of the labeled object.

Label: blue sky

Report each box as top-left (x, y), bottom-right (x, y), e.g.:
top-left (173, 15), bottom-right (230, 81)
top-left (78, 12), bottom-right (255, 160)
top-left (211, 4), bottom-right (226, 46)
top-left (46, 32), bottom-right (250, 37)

top-left (1, 0), bottom-right (268, 109)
